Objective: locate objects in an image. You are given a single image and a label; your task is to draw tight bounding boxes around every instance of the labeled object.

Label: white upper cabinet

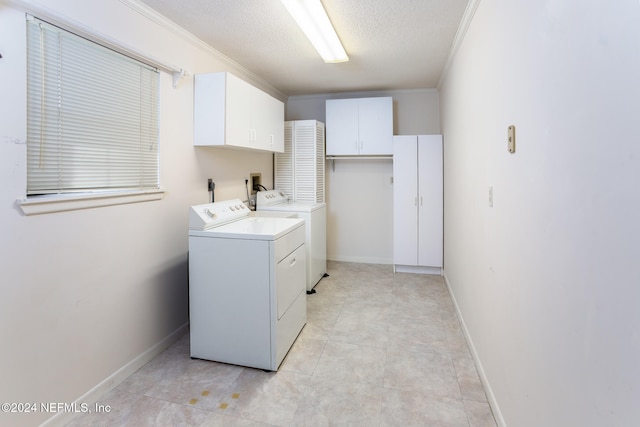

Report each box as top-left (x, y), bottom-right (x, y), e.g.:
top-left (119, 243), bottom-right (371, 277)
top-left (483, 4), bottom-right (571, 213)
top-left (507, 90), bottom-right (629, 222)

top-left (194, 72), bottom-right (284, 153)
top-left (325, 97), bottom-right (393, 156)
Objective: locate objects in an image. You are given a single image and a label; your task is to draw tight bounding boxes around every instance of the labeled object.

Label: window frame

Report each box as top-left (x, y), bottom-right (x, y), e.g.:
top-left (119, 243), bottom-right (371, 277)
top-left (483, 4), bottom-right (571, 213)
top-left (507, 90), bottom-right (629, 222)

top-left (19, 15), bottom-right (165, 215)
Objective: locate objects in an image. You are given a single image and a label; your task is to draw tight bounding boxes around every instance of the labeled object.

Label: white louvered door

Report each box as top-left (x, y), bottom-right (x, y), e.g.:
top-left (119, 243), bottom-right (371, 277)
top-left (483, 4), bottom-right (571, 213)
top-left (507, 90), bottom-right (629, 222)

top-left (275, 120), bottom-right (325, 203)
top-left (275, 122), bottom-right (294, 197)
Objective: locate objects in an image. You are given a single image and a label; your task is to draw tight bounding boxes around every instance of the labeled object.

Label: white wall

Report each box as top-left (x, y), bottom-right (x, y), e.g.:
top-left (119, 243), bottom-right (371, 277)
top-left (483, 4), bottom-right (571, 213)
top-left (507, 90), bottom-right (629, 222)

top-left (0, 1), bottom-right (279, 426)
top-left (286, 90), bottom-right (440, 263)
top-left (439, 0), bottom-right (640, 425)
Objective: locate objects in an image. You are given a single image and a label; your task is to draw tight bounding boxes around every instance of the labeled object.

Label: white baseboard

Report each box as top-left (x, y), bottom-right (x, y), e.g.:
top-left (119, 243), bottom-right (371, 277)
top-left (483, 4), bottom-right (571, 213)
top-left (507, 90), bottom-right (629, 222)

top-left (393, 265), bottom-right (442, 275)
top-left (327, 255), bottom-right (393, 264)
top-left (41, 322), bottom-right (189, 427)
top-left (442, 272), bottom-right (506, 427)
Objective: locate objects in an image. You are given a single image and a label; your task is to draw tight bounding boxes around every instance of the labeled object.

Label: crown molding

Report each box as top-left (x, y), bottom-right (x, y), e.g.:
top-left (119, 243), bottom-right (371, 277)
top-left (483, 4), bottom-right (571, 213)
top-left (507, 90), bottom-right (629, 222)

top-left (119, 0), bottom-right (287, 100)
top-left (437, 0), bottom-right (482, 90)
top-left (5, 0), bottom-right (287, 98)
top-left (287, 87), bottom-right (438, 102)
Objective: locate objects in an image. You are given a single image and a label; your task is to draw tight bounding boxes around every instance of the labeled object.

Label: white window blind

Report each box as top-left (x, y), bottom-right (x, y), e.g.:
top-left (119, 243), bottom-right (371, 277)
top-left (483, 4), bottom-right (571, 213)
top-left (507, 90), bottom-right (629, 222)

top-left (26, 17), bottom-right (159, 195)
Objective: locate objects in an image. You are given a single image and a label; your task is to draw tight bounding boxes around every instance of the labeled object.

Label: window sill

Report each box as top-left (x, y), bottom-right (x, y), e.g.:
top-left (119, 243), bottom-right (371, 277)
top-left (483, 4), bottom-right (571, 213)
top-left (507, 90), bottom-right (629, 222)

top-left (16, 189), bottom-right (165, 216)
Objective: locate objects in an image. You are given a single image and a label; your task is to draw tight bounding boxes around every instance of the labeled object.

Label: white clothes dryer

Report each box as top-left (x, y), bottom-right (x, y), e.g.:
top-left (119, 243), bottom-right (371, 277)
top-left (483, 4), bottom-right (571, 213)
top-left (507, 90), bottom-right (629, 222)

top-left (256, 190), bottom-right (327, 293)
top-left (188, 199), bottom-right (306, 371)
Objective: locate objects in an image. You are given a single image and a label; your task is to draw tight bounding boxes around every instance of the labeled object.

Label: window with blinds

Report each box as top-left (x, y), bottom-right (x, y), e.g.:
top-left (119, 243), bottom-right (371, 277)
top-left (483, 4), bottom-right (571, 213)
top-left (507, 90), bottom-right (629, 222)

top-left (26, 17), bottom-right (159, 196)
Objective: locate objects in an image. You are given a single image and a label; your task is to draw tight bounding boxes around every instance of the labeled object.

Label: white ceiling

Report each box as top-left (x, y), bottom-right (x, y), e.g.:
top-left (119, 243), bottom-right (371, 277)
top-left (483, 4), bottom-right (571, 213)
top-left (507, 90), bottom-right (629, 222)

top-left (139, 0), bottom-right (469, 96)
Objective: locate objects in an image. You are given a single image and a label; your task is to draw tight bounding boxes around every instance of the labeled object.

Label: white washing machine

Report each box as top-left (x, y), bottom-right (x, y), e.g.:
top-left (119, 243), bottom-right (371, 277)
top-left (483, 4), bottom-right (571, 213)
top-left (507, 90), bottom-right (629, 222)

top-left (188, 199), bottom-right (306, 371)
top-left (256, 190), bottom-right (327, 293)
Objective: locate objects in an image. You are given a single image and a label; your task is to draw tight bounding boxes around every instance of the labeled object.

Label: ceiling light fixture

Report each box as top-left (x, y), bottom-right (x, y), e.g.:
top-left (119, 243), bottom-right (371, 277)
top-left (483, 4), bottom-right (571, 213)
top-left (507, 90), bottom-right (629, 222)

top-left (281, 0), bottom-right (349, 63)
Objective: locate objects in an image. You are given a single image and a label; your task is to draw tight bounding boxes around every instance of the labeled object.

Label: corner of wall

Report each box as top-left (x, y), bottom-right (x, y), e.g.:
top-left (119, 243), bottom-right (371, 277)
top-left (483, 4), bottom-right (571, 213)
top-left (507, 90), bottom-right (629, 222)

top-left (442, 270), bottom-right (506, 427)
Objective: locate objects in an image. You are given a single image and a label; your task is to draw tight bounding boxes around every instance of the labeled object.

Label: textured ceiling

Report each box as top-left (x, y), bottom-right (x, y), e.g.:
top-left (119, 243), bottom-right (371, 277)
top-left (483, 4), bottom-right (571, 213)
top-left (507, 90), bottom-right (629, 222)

top-left (139, 0), bottom-right (469, 96)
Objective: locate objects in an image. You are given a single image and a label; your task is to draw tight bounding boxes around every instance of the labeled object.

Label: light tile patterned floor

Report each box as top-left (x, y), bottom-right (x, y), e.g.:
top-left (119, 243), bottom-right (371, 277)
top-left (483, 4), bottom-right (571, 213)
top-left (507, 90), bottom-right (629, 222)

top-left (66, 261), bottom-right (497, 426)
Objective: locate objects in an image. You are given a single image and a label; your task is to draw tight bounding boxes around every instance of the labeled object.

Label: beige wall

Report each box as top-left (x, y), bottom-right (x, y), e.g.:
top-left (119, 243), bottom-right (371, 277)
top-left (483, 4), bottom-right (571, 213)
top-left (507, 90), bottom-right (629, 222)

top-left (439, 0), bottom-right (640, 425)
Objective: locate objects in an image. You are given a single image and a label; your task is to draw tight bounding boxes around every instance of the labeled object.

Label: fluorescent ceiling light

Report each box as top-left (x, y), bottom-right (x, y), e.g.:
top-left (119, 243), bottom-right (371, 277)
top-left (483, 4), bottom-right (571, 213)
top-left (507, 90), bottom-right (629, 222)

top-left (281, 0), bottom-right (349, 63)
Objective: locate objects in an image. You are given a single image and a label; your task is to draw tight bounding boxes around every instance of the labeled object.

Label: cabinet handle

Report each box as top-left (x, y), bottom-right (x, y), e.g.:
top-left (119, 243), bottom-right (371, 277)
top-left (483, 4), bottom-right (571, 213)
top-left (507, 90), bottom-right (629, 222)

top-left (290, 257), bottom-right (297, 267)
top-left (420, 196), bottom-right (423, 206)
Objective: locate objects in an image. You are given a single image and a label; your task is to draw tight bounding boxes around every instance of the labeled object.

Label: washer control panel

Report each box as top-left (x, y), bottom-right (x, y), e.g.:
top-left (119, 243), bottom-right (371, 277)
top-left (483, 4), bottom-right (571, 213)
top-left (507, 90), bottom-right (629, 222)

top-left (189, 199), bottom-right (249, 230)
top-left (256, 190), bottom-right (288, 207)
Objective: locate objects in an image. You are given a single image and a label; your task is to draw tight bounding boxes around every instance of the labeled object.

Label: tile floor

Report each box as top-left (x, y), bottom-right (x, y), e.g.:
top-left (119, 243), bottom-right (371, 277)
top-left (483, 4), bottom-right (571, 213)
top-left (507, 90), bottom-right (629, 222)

top-left (66, 261), bottom-right (497, 426)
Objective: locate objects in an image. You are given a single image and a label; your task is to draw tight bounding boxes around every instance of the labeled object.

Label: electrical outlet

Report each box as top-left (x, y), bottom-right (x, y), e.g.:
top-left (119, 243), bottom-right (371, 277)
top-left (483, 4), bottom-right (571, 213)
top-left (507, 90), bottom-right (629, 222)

top-left (488, 186), bottom-right (493, 207)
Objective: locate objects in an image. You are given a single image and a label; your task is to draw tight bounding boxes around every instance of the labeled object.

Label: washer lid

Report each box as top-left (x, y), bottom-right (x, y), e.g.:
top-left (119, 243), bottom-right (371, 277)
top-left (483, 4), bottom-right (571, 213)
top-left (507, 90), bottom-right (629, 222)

top-left (249, 210), bottom-right (297, 218)
top-left (257, 201), bottom-right (326, 213)
top-left (189, 216), bottom-right (304, 240)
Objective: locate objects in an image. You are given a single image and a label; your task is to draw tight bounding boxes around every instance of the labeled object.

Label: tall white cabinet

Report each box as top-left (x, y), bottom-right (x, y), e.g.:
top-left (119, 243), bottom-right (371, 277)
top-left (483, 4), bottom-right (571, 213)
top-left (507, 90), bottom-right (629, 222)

top-left (325, 97), bottom-right (393, 156)
top-left (275, 120), bottom-right (325, 203)
top-left (393, 135), bottom-right (443, 274)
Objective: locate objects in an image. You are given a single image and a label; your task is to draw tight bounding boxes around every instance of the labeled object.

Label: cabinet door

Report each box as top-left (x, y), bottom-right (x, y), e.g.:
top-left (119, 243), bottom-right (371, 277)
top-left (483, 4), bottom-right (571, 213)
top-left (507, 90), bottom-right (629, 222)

top-left (194, 73), bottom-right (225, 146)
top-left (226, 73), bottom-right (254, 149)
top-left (326, 98), bottom-right (359, 155)
top-left (249, 87), bottom-right (266, 149)
top-left (358, 97), bottom-right (393, 155)
top-left (393, 136), bottom-right (419, 266)
top-left (417, 135), bottom-right (443, 267)
top-left (262, 93), bottom-right (284, 153)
